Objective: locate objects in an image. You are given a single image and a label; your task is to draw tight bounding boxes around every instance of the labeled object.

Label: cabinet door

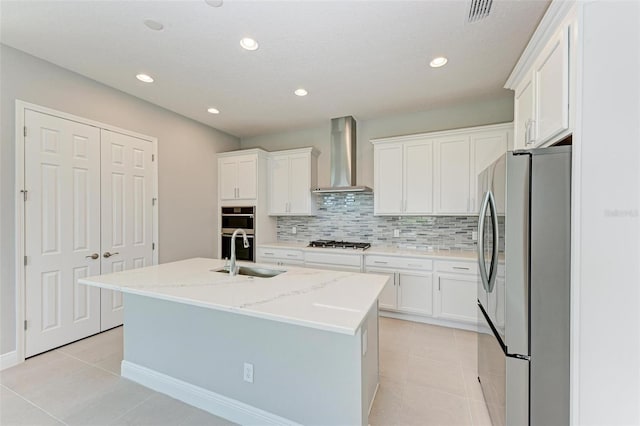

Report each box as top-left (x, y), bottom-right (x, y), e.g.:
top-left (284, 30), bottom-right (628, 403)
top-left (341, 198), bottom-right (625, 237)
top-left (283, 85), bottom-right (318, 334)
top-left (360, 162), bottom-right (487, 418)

top-left (236, 155), bottom-right (257, 199)
top-left (397, 272), bottom-right (433, 316)
top-left (435, 273), bottom-right (477, 324)
top-left (434, 136), bottom-right (471, 214)
top-left (288, 153), bottom-right (311, 214)
top-left (535, 27), bottom-right (569, 145)
top-left (269, 155), bottom-right (289, 215)
top-left (367, 269), bottom-right (397, 311)
top-left (470, 130), bottom-right (510, 212)
top-left (219, 157), bottom-right (238, 200)
top-left (514, 76), bottom-right (535, 150)
top-left (374, 144), bottom-right (403, 214)
top-left (404, 140), bottom-right (434, 214)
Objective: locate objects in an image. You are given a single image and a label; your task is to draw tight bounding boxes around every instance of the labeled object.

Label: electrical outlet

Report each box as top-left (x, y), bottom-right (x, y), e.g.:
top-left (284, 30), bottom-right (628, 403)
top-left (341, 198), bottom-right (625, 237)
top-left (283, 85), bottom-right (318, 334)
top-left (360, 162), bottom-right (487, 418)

top-left (243, 362), bottom-right (254, 383)
top-left (472, 231), bottom-right (478, 241)
top-left (393, 229), bottom-right (400, 238)
top-left (291, 226), bottom-right (297, 235)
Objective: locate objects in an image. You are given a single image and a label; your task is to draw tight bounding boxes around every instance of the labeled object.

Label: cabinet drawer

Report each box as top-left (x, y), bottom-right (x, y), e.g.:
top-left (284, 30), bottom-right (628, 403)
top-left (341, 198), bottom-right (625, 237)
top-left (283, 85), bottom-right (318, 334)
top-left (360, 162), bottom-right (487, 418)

top-left (365, 255), bottom-right (432, 271)
top-left (256, 247), bottom-right (304, 261)
top-left (304, 251), bottom-right (362, 267)
top-left (435, 260), bottom-right (477, 275)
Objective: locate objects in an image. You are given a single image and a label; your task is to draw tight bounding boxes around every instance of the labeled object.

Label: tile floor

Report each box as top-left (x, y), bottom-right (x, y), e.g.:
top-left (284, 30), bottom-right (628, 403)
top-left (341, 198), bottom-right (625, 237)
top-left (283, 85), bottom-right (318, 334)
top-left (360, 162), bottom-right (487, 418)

top-left (1, 318), bottom-right (491, 426)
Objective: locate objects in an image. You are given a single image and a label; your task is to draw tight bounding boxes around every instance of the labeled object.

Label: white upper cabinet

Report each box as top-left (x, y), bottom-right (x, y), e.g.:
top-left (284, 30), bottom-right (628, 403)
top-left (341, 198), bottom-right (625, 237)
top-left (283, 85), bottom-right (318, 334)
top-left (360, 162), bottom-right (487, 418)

top-left (534, 27), bottom-right (570, 143)
top-left (268, 147), bottom-right (318, 216)
top-left (218, 152), bottom-right (261, 201)
top-left (373, 123), bottom-right (511, 216)
top-left (434, 135), bottom-right (470, 214)
top-left (374, 143), bottom-right (405, 214)
top-left (404, 141), bottom-right (434, 214)
top-left (469, 128), bottom-right (512, 212)
top-left (374, 138), bottom-right (433, 215)
top-left (506, 3), bottom-right (577, 149)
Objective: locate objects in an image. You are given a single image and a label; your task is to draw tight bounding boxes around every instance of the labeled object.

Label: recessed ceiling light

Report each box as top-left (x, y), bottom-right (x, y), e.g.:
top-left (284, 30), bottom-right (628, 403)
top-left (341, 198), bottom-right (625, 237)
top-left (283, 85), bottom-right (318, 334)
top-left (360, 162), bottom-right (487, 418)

top-left (294, 89), bottom-right (308, 97)
top-left (143, 19), bottom-right (164, 31)
top-left (429, 56), bottom-right (448, 68)
top-left (207, 107), bottom-right (220, 114)
top-left (136, 74), bottom-right (154, 83)
top-left (240, 37), bottom-right (259, 51)
top-left (205, 0), bottom-right (223, 7)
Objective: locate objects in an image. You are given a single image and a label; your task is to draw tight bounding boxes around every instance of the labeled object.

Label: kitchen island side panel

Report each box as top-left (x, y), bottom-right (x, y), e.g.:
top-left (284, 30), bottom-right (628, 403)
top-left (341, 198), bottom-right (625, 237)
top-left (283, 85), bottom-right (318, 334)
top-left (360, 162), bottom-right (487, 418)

top-left (123, 294), bottom-right (375, 425)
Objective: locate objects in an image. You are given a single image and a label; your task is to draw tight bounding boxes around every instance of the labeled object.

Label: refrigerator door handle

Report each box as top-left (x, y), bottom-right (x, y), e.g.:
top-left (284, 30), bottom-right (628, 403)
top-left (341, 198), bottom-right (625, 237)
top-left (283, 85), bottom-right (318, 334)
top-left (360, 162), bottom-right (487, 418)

top-left (487, 190), bottom-right (500, 292)
top-left (477, 191), bottom-right (491, 292)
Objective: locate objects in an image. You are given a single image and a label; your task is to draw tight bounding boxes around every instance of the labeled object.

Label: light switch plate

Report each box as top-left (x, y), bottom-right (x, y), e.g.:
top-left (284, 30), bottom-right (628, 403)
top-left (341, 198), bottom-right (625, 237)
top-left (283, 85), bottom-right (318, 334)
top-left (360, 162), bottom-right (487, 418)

top-left (393, 229), bottom-right (400, 238)
top-left (291, 226), bottom-right (297, 235)
top-left (243, 362), bottom-right (254, 383)
top-left (472, 231), bottom-right (478, 241)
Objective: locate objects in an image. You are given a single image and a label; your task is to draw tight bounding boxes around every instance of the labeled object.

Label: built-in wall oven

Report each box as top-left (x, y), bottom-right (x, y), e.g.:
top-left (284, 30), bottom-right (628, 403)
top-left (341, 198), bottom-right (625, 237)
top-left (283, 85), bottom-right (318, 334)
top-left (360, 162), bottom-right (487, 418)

top-left (220, 206), bottom-right (255, 262)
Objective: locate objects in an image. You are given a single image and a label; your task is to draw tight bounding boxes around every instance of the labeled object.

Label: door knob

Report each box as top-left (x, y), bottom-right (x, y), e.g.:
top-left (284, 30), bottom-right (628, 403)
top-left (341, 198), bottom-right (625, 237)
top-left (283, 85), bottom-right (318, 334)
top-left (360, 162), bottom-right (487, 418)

top-left (85, 253), bottom-right (99, 260)
top-left (103, 251), bottom-right (119, 258)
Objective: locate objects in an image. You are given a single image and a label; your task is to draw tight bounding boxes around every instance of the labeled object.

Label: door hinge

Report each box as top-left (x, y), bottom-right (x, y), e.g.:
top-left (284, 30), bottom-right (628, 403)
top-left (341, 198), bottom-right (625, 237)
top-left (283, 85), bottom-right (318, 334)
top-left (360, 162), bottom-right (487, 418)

top-left (24, 320), bottom-right (28, 331)
top-left (152, 197), bottom-right (157, 206)
top-left (23, 126), bottom-right (27, 137)
top-left (20, 189), bottom-right (28, 201)
top-left (152, 154), bottom-right (155, 161)
top-left (152, 242), bottom-right (155, 250)
top-left (24, 256), bottom-right (28, 266)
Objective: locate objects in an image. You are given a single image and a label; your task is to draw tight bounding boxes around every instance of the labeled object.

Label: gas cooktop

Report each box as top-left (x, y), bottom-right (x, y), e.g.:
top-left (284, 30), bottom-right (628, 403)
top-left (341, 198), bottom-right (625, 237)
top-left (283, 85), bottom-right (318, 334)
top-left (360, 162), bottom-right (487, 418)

top-left (307, 240), bottom-right (371, 250)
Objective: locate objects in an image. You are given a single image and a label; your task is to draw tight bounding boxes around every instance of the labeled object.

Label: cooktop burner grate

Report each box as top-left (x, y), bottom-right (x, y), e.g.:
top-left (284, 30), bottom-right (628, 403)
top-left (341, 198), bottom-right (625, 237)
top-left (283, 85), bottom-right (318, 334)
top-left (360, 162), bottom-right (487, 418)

top-left (308, 240), bottom-right (371, 250)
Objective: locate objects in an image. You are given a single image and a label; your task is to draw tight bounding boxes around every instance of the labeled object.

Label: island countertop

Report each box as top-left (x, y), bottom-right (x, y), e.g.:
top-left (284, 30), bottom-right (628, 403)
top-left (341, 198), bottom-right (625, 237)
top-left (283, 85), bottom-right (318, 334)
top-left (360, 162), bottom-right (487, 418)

top-left (79, 258), bottom-right (387, 336)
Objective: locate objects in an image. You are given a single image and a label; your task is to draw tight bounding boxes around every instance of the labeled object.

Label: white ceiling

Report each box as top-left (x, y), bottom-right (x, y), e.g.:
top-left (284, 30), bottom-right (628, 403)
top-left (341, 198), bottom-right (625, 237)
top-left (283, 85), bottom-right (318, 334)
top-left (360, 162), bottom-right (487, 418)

top-left (0, 0), bottom-right (550, 138)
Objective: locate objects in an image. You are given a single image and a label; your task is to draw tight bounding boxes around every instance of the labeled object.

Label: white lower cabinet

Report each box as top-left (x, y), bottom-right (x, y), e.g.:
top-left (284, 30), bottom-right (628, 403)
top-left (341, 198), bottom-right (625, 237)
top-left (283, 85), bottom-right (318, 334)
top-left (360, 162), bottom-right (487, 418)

top-left (365, 255), bottom-right (434, 316)
top-left (434, 260), bottom-right (478, 324)
top-left (397, 272), bottom-right (433, 316)
top-left (256, 247), bottom-right (304, 267)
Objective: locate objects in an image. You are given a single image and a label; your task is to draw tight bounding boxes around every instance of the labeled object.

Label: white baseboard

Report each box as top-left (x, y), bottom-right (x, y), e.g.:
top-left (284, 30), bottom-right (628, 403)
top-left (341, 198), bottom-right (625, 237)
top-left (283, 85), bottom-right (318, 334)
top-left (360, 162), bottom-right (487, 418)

top-left (121, 361), bottom-right (301, 426)
top-left (380, 311), bottom-right (479, 332)
top-left (0, 351), bottom-right (19, 371)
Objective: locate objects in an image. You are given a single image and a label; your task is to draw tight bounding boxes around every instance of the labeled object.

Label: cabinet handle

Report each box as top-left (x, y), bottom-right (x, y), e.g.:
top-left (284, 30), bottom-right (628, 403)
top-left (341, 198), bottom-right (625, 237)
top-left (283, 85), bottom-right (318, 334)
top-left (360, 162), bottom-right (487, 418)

top-left (263, 252), bottom-right (274, 256)
top-left (438, 280), bottom-right (441, 291)
top-left (453, 266), bottom-right (470, 270)
top-left (399, 199), bottom-right (403, 212)
top-left (374, 261), bottom-right (388, 264)
top-left (286, 254), bottom-right (297, 257)
top-left (407, 264), bottom-right (422, 268)
top-left (404, 199), bottom-right (407, 212)
top-left (397, 273), bottom-right (400, 286)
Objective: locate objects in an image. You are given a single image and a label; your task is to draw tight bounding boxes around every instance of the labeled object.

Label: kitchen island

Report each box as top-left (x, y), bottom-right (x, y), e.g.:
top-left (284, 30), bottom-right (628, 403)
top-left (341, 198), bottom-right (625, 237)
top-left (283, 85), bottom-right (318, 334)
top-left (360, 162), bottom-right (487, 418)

top-left (79, 258), bottom-right (387, 426)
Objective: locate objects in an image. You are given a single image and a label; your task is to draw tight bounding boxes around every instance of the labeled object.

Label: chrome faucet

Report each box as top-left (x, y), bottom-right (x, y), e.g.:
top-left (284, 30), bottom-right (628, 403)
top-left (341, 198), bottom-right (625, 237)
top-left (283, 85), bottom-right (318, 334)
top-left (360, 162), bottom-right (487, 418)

top-left (229, 228), bottom-right (250, 276)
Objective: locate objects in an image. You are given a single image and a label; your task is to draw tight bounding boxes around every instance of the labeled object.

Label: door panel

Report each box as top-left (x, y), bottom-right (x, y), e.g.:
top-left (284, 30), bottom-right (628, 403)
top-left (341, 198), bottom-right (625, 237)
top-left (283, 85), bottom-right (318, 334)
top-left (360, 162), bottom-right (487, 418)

top-left (269, 155), bottom-right (289, 214)
top-left (374, 144), bottom-right (403, 214)
top-left (219, 158), bottom-right (237, 200)
top-left (236, 155), bottom-right (257, 199)
top-left (435, 136), bottom-right (471, 214)
top-left (397, 272), bottom-right (433, 315)
top-left (366, 270), bottom-right (396, 310)
top-left (100, 129), bottom-right (154, 331)
top-left (24, 110), bottom-right (101, 357)
top-left (404, 141), bottom-right (433, 214)
top-left (288, 154), bottom-right (309, 213)
top-left (436, 274), bottom-right (477, 323)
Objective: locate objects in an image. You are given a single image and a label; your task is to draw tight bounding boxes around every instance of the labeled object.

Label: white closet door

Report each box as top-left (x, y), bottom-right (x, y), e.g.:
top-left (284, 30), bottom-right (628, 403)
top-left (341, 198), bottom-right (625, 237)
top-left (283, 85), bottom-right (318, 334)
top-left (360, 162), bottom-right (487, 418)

top-left (24, 110), bottom-right (101, 357)
top-left (100, 130), bottom-right (154, 331)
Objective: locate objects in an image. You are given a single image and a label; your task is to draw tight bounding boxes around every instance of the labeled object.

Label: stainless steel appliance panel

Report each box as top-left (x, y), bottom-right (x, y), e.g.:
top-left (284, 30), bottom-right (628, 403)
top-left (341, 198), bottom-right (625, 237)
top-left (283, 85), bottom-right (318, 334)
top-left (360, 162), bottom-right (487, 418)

top-left (506, 357), bottom-right (529, 426)
top-left (504, 152), bottom-right (531, 356)
top-left (529, 147), bottom-right (571, 426)
top-left (478, 305), bottom-right (507, 426)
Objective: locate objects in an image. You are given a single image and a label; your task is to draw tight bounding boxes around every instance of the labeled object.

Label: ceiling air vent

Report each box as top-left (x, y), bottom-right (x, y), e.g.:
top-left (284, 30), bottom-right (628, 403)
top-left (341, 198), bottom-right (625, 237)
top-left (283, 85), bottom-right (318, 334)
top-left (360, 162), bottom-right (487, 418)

top-left (468, 0), bottom-right (493, 23)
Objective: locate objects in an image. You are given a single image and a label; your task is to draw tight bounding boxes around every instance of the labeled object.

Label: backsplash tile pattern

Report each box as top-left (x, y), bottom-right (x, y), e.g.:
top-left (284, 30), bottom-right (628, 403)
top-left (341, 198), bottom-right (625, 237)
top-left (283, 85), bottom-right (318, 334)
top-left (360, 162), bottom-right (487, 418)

top-left (276, 193), bottom-right (495, 251)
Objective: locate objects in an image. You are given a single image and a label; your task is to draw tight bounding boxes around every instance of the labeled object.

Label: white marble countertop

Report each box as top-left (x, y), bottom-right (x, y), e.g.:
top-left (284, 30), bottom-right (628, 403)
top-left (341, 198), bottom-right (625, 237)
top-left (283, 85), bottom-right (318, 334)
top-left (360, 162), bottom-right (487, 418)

top-left (79, 258), bottom-right (387, 336)
top-left (259, 241), bottom-right (478, 260)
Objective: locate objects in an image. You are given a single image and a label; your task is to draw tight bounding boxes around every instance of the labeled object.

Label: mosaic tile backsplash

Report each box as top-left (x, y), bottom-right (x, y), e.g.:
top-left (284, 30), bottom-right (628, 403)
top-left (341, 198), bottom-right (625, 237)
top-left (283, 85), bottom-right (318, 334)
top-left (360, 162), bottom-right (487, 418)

top-left (276, 193), bottom-right (496, 251)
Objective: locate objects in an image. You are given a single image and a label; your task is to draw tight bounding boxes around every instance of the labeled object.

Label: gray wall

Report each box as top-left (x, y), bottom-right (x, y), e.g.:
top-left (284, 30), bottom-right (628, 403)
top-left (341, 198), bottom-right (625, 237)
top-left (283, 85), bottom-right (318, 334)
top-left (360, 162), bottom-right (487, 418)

top-left (0, 45), bottom-right (240, 355)
top-left (240, 96), bottom-right (514, 189)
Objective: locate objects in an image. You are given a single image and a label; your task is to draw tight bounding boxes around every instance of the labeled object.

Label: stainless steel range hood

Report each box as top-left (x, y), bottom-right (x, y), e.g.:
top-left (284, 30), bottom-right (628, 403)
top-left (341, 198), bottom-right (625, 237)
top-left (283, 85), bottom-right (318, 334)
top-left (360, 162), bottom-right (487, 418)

top-left (312, 116), bottom-right (372, 193)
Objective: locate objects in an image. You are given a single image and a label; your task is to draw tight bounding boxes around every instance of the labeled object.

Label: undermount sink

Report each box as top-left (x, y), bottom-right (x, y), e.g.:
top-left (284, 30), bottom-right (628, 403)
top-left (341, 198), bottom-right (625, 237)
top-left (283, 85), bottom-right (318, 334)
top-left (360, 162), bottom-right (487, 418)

top-left (214, 265), bottom-right (285, 278)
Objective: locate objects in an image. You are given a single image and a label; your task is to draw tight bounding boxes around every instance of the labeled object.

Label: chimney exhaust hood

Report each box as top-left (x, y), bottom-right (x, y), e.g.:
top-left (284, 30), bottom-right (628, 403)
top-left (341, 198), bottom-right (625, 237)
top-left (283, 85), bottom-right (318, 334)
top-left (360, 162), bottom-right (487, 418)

top-left (312, 116), bottom-right (372, 193)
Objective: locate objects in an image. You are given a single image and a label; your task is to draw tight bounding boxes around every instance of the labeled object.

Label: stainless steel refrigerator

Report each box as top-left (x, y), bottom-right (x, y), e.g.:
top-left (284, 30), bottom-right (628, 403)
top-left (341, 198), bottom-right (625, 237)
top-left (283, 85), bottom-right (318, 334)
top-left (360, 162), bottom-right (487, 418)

top-left (476, 146), bottom-right (571, 426)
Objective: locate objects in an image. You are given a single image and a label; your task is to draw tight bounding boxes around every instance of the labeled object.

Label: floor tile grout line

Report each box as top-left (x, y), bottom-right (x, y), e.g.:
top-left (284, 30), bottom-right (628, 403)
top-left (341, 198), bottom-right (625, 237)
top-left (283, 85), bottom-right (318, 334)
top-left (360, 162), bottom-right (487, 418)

top-left (53, 349), bottom-right (122, 378)
top-left (108, 392), bottom-right (156, 425)
top-left (1, 383), bottom-right (70, 425)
